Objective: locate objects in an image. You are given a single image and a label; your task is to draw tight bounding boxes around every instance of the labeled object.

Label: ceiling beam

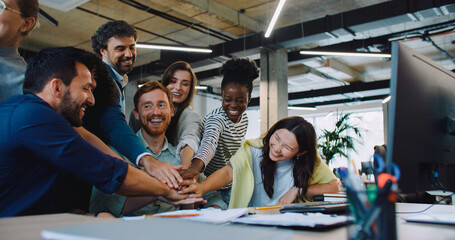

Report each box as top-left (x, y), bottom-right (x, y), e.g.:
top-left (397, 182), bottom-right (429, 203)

top-left (209, 80), bottom-right (390, 108)
top-left (325, 58), bottom-right (376, 83)
top-left (181, 0), bottom-right (263, 33)
top-left (158, 0), bottom-right (453, 66)
top-left (119, 0), bottom-right (234, 42)
top-left (129, 0), bottom-right (454, 81)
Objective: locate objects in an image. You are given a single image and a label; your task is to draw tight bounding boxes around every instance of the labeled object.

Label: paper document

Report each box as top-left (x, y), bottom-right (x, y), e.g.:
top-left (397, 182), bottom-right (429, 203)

top-left (152, 208), bottom-right (249, 224)
top-left (231, 212), bottom-right (352, 228)
top-left (401, 212), bottom-right (455, 225)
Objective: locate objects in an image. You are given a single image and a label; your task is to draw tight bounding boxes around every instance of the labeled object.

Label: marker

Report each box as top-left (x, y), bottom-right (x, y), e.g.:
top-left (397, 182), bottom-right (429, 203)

top-left (146, 213), bottom-right (200, 218)
top-left (255, 206), bottom-right (282, 210)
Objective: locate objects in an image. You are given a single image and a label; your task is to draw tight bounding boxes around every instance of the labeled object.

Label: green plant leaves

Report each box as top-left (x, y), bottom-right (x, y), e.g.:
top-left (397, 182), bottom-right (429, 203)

top-left (317, 113), bottom-right (363, 166)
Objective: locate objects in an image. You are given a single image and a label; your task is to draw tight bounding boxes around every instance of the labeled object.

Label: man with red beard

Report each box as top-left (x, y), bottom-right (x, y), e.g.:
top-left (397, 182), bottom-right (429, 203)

top-left (87, 20), bottom-right (183, 190)
top-left (0, 47), bottom-right (203, 217)
top-left (90, 81), bottom-right (225, 216)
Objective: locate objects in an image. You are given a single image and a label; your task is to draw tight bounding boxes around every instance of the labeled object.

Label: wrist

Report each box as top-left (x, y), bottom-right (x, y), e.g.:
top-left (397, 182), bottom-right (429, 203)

top-left (197, 182), bottom-right (207, 195)
top-left (139, 155), bottom-right (157, 168)
top-left (190, 158), bottom-right (204, 172)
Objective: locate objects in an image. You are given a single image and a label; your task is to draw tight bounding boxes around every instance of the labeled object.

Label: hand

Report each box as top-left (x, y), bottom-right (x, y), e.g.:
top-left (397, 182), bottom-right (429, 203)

top-left (140, 155), bottom-right (183, 189)
top-left (277, 187), bottom-right (299, 205)
top-left (159, 189), bottom-right (207, 205)
top-left (95, 212), bottom-right (116, 218)
top-left (178, 178), bottom-right (204, 198)
top-left (179, 158), bottom-right (204, 180)
top-left (159, 196), bottom-right (207, 206)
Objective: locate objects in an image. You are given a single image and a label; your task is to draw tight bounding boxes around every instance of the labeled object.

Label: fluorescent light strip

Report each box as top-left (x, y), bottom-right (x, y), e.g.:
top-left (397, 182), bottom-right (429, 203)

top-left (300, 50), bottom-right (391, 58)
top-left (136, 43), bottom-right (212, 53)
top-left (195, 86), bottom-right (208, 90)
top-left (264, 0), bottom-right (287, 38)
top-left (382, 96), bottom-right (391, 104)
top-left (287, 106), bottom-right (317, 111)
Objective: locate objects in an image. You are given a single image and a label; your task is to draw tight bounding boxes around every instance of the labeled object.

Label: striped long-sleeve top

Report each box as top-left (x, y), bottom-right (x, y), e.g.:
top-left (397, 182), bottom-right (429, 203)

top-left (193, 106), bottom-right (248, 179)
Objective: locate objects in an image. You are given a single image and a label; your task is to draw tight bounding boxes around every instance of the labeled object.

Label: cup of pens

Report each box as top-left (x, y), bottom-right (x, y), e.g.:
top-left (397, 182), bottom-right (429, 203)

top-left (338, 168), bottom-right (397, 240)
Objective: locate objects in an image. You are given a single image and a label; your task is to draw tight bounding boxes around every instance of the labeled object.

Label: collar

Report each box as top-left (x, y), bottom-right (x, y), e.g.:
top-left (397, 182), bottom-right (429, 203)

top-left (136, 129), bottom-right (176, 157)
top-left (220, 106), bottom-right (244, 124)
top-left (0, 47), bottom-right (21, 57)
top-left (102, 61), bottom-right (128, 88)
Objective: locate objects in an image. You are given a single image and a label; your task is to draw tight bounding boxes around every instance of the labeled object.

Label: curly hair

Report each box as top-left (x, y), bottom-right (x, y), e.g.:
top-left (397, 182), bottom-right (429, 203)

top-left (91, 20), bottom-right (137, 56)
top-left (80, 52), bottom-right (119, 135)
top-left (79, 52), bottom-right (119, 112)
top-left (220, 57), bottom-right (259, 98)
top-left (260, 116), bottom-right (318, 200)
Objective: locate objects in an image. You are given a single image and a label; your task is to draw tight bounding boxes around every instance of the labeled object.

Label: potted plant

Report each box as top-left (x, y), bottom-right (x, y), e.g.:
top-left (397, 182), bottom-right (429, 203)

top-left (318, 113), bottom-right (363, 166)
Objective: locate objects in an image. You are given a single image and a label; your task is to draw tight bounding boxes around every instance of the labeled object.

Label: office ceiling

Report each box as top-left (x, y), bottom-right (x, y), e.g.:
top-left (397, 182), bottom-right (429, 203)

top-left (21, 0), bottom-right (455, 108)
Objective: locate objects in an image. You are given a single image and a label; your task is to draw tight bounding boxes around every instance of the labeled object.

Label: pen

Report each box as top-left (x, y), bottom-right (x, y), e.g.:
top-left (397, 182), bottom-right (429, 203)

top-left (255, 206), bottom-right (282, 210)
top-left (146, 213), bottom-right (200, 218)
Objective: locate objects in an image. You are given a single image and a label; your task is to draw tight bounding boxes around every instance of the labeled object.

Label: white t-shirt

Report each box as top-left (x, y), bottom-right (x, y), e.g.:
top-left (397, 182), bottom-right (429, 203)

top-left (248, 147), bottom-right (294, 207)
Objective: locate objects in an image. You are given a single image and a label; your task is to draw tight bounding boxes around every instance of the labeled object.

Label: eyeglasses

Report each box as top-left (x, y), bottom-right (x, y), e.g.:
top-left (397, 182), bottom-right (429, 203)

top-left (0, 0), bottom-right (23, 16)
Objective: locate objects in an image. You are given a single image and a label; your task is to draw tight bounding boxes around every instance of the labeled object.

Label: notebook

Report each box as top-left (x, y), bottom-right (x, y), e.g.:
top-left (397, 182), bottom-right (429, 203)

top-left (231, 212), bottom-right (353, 229)
top-left (401, 212), bottom-right (455, 226)
top-left (280, 201), bottom-right (349, 214)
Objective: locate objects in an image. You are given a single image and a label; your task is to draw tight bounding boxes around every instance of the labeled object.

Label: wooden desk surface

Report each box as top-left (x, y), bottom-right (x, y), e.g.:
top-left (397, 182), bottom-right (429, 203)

top-left (0, 203), bottom-right (454, 240)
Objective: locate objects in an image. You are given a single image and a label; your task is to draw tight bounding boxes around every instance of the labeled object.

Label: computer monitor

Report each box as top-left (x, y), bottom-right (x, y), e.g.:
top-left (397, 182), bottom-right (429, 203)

top-left (386, 42), bottom-right (455, 194)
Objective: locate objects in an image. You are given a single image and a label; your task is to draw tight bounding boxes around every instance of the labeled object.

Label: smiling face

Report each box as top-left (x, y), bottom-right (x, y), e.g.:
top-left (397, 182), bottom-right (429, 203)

top-left (166, 70), bottom-right (191, 105)
top-left (101, 36), bottom-right (136, 76)
top-left (268, 129), bottom-right (302, 162)
top-left (59, 62), bottom-right (96, 127)
top-left (135, 88), bottom-right (174, 137)
top-left (221, 82), bottom-right (250, 123)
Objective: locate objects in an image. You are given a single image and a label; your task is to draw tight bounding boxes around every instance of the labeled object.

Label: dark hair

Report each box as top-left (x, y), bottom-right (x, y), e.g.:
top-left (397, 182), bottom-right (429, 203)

top-left (91, 20), bottom-right (137, 56)
top-left (134, 81), bottom-right (173, 110)
top-left (81, 52), bottom-right (119, 127)
top-left (220, 57), bottom-right (259, 98)
top-left (16, 0), bottom-right (39, 36)
top-left (23, 47), bottom-right (89, 94)
top-left (260, 116), bottom-right (318, 200)
top-left (160, 61), bottom-right (197, 140)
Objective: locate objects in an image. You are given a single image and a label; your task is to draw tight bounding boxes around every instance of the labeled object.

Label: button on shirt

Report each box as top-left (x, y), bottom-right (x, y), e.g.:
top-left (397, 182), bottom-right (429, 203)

top-left (136, 130), bottom-right (180, 166)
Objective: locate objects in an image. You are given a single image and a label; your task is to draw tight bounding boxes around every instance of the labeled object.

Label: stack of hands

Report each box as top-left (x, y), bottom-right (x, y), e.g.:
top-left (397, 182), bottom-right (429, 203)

top-left (140, 155), bottom-right (204, 205)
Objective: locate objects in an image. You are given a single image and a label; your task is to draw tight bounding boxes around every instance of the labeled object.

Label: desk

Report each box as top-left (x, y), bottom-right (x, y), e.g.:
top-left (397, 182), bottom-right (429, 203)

top-left (0, 203), bottom-right (454, 240)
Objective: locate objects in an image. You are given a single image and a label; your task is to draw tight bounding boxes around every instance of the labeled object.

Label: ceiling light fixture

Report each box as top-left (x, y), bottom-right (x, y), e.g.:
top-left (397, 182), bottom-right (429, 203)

top-left (195, 86), bottom-right (208, 90)
top-left (300, 50), bottom-right (391, 58)
top-left (287, 106), bottom-right (317, 111)
top-left (382, 96), bottom-right (392, 104)
top-left (264, 0), bottom-right (287, 38)
top-left (136, 42), bottom-right (212, 53)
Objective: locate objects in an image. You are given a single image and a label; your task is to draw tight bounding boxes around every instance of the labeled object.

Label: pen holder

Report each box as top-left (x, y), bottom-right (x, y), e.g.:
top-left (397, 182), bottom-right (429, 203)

top-left (347, 180), bottom-right (397, 240)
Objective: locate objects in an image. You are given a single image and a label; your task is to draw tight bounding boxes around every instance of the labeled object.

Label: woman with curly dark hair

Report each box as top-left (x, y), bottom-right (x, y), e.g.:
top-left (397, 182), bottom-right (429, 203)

top-left (181, 57), bottom-right (259, 204)
top-left (179, 116), bottom-right (339, 208)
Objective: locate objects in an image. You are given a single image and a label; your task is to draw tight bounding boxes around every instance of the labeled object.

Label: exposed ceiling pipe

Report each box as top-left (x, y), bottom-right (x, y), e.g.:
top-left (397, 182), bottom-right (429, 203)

top-left (76, 6), bottom-right (186, 45)
top-left (421, 32), bottom-right (455, 65)
top-left (119, 0), bottom-right (234, 42)
top-left (38, 8), bottom-right (58, 27)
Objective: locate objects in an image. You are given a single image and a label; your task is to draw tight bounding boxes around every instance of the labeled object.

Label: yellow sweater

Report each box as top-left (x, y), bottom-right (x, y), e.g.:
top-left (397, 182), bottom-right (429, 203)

top-left (229, 138), bottom-right (336, 208)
